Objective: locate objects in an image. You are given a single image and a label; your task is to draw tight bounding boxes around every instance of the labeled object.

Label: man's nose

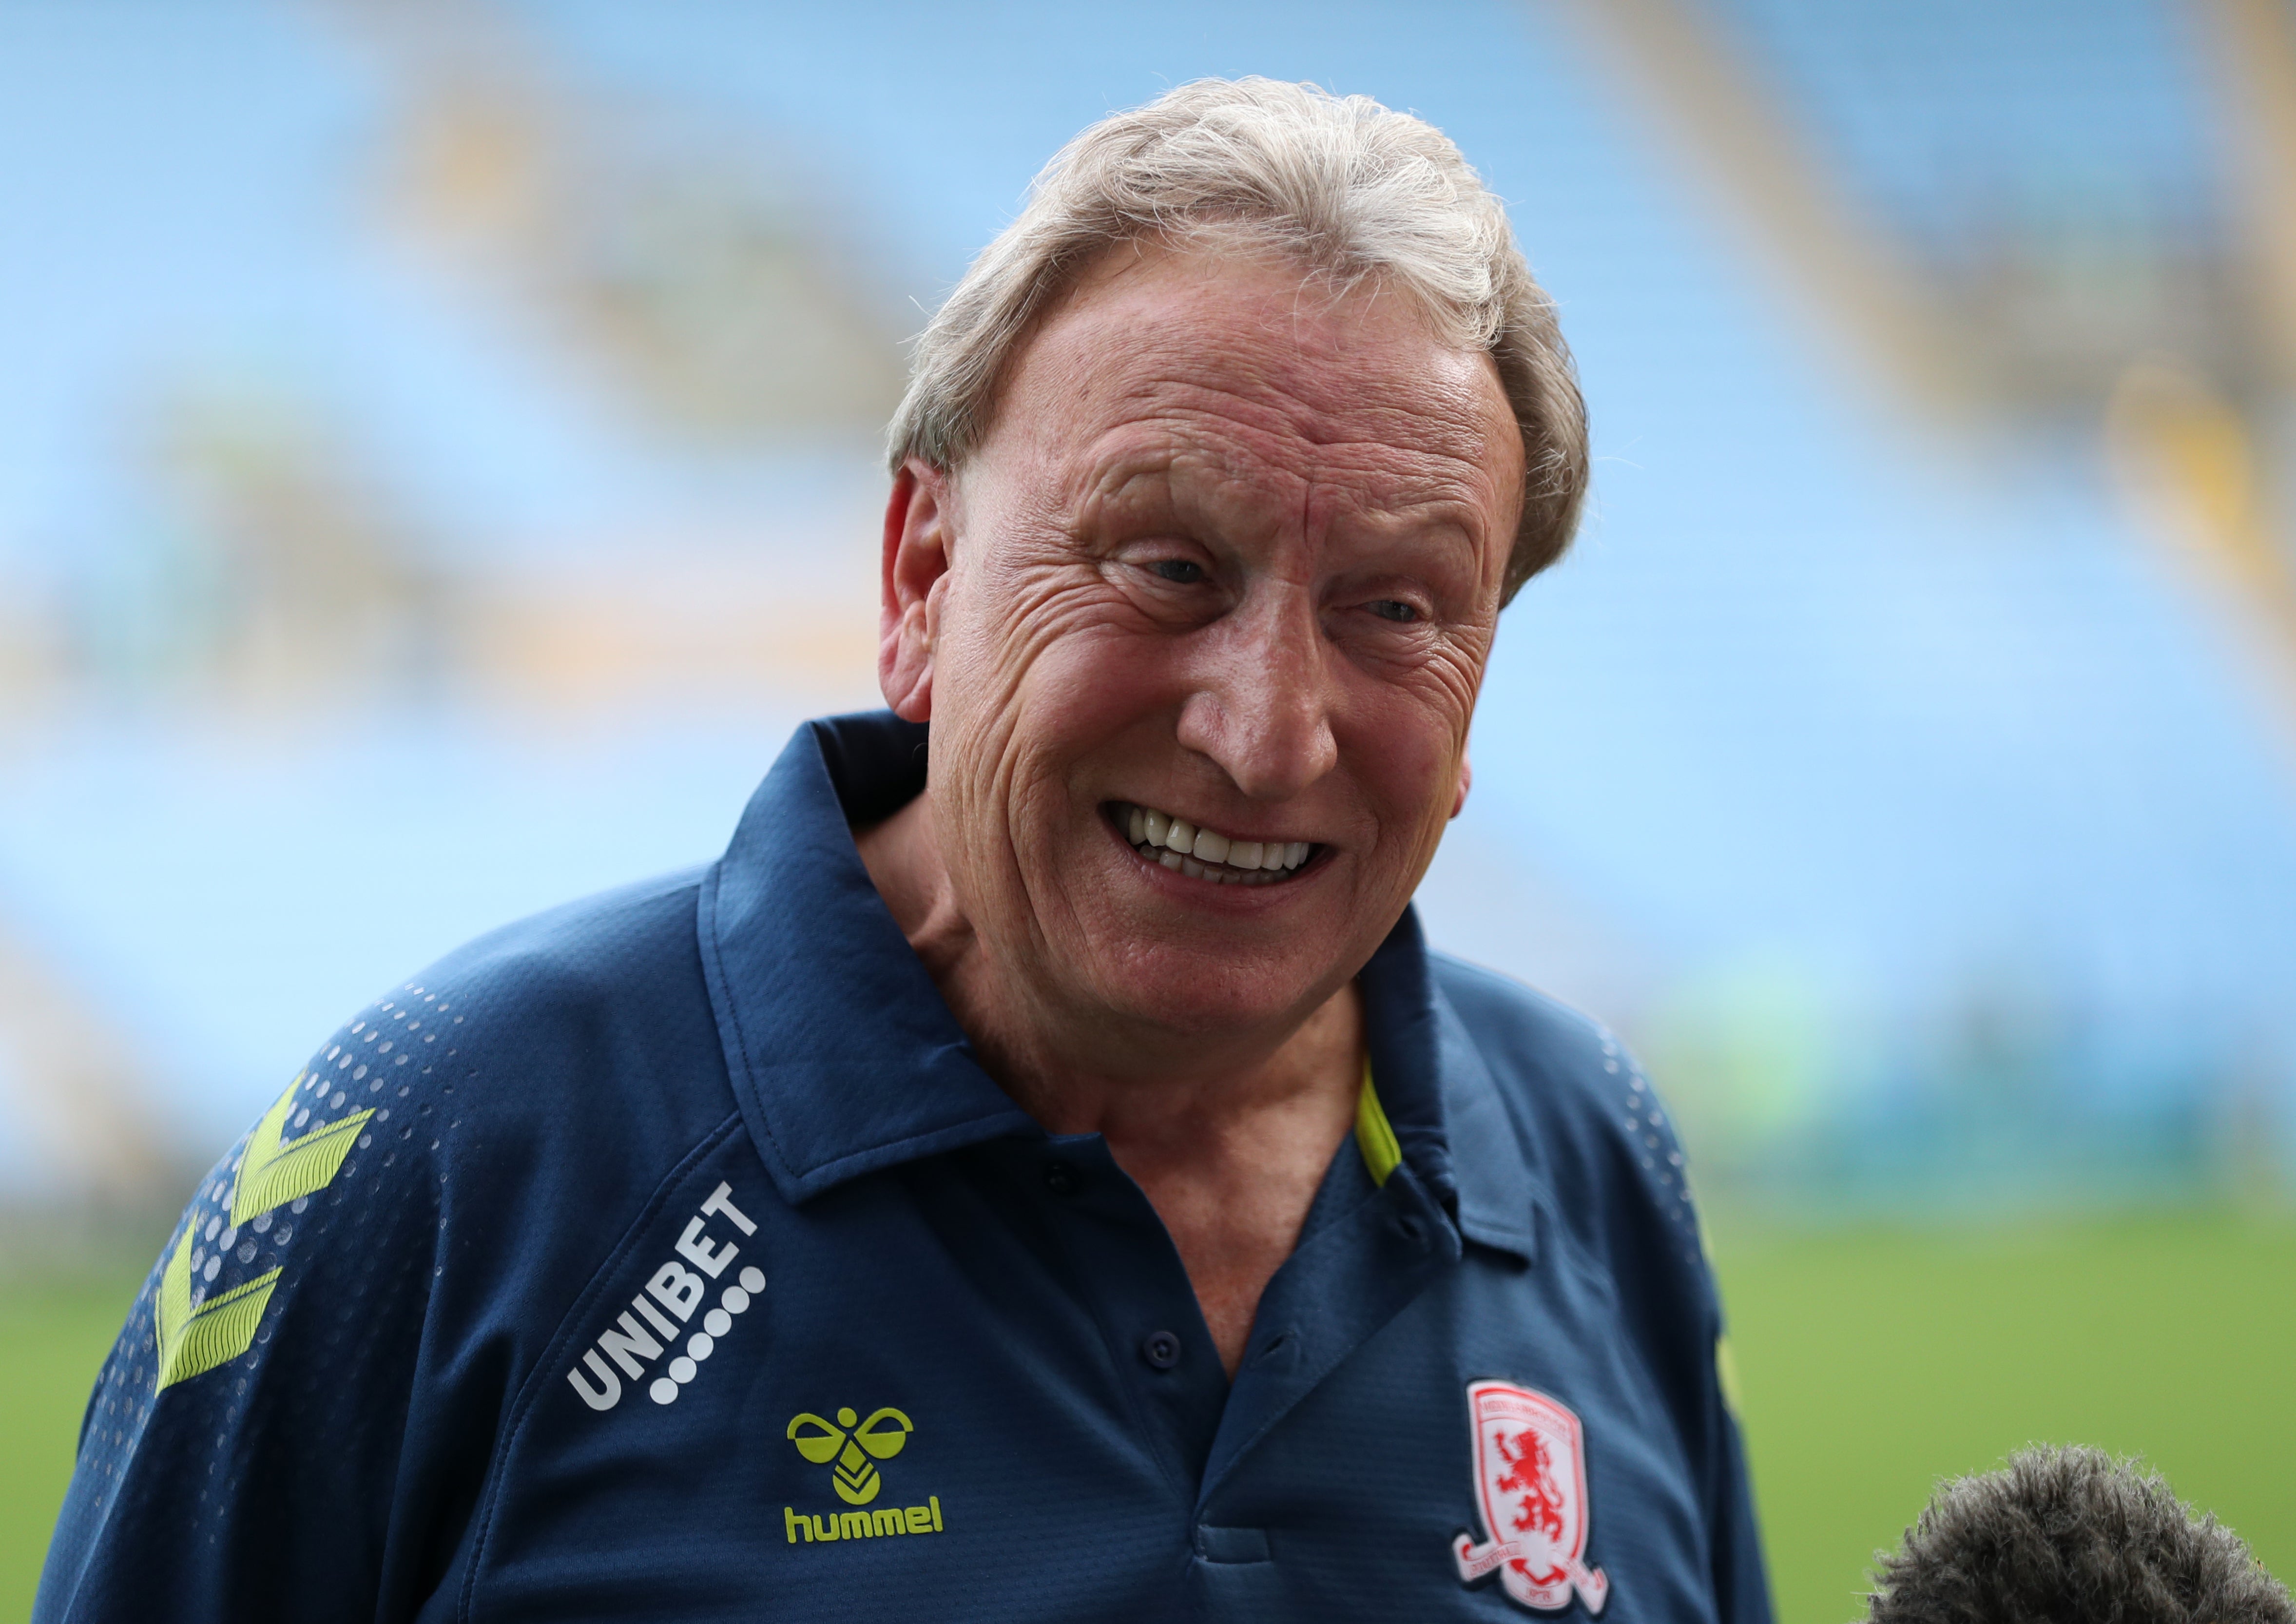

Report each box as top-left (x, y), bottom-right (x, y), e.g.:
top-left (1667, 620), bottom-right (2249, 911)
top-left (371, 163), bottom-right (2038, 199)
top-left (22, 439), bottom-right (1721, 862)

top-left (1174, 587), bottom-right (1339, 802)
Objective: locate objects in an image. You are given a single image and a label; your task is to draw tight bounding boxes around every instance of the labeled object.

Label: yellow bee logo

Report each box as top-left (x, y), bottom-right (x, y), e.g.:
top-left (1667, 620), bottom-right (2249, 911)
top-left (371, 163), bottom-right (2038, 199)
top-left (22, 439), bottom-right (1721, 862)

top-left (787, 1407), bottom-right (913, 1505)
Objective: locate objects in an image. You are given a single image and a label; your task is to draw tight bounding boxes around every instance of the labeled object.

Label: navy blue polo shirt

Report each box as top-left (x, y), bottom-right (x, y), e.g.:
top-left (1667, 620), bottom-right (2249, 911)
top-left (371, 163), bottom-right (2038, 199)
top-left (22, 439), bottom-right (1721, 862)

top-left (38, 711), bottom-right (1770, 1623)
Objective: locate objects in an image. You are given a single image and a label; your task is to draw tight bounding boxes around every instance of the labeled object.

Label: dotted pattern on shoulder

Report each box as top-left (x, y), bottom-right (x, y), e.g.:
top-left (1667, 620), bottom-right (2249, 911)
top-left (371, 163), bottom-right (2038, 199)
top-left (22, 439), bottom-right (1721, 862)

top-left (1594, 1025), bottom-right (1706, 1273)
top-left (70, 981), bottom-right (479, 1510)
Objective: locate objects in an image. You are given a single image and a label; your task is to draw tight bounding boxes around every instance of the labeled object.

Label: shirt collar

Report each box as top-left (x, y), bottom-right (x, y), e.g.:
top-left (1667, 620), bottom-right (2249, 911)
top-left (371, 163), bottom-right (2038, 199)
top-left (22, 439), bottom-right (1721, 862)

top-left (1356, 909), bottom-right (1539, 1263)
top-left (701, 711), bottom-right (1536, 1262)
top-left (699, 712), bottom-right (1035, 1204)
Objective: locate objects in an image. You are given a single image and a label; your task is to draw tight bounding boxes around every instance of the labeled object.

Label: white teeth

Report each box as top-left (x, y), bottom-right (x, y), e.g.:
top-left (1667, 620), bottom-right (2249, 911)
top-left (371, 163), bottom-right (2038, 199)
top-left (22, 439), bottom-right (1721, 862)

top-left (1120, 802), bottom-right (1316, 883)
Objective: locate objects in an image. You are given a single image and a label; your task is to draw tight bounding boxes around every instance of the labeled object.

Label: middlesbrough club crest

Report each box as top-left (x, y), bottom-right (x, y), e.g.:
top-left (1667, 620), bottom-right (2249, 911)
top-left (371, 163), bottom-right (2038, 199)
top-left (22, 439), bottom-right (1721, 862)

top-left (1451, 1381), bottom-right (1609, 1615)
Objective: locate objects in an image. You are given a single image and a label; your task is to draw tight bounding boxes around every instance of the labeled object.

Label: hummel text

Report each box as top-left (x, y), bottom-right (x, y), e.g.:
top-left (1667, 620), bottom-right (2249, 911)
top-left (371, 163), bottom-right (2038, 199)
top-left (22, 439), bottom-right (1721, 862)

top-left (785, 1499), bottom-right (944, 1543)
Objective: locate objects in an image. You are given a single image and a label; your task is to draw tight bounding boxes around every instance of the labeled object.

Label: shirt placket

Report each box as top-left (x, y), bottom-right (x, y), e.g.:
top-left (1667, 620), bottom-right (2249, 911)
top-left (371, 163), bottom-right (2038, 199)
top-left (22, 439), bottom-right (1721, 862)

top-left (1181, 1157), bottom-right (1458, 1612)
top-left (1022, 1134), bottom-right (1233, 1508)
top-left (991, 1124), bottom-right (1461, 1614)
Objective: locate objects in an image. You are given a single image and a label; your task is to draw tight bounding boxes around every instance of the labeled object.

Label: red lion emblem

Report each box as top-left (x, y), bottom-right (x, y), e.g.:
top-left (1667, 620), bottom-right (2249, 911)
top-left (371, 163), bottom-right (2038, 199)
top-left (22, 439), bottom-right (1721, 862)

top-left (1452, 1381), bottom-right (1608, 1614)
top-left (1495, 1427), bottom-right (1566, 1549)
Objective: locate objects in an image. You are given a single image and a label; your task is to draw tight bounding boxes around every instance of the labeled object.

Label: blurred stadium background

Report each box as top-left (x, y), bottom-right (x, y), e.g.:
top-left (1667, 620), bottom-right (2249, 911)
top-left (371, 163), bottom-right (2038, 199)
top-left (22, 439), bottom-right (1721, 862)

top-left (2, 1), bottom-right (2292, 1618)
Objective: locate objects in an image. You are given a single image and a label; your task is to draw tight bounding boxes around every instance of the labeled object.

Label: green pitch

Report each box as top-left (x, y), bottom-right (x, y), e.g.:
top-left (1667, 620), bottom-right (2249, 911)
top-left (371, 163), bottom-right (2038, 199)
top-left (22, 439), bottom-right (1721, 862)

top-left (1713, 1211), bottom-right (2296, 1623)
top-left (1, 1215), bottom-right (2290, 1621)
top-left (0, 1267), bottom-right (148, 1622)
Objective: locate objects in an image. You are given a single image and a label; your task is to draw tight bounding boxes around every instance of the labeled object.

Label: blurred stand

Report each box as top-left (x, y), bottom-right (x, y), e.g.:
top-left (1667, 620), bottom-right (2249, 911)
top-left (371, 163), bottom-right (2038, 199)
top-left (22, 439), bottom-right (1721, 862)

top-left (0, 912), bottom-right (193, 1265)
top-left (344, 0), bottom-right (906, 439)
top-left (0, 0), bottom-right (899, 730)
top-left (1559, 0), bottom-right (2296, 737)
top-left (0, 0), bottom-right (899, 1235)
top-left (1538, 0), bottom-right (2296, 1214)
top-left (0, 1), bottom-right (2290, 1228)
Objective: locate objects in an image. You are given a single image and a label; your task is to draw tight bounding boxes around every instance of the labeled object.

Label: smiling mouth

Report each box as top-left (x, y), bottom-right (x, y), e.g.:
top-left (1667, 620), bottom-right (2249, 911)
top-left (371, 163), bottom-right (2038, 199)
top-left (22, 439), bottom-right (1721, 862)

top-left (1106, 802), bottom-right (1318, 887)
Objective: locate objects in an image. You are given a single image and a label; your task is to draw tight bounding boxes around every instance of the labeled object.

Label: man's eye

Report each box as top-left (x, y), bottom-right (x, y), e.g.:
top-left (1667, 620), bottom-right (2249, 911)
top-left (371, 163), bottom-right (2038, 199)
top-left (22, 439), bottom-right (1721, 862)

top-left (1368, 599), bottom-right (1419, 623)
top-left (1151, 560), bottom-right (1205, 584)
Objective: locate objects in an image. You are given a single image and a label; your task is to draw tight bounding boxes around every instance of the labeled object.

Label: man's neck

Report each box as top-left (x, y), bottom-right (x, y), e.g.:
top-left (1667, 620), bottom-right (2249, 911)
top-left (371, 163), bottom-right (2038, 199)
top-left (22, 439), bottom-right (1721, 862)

top-left (853, 790), bottom-right (1365, 1375)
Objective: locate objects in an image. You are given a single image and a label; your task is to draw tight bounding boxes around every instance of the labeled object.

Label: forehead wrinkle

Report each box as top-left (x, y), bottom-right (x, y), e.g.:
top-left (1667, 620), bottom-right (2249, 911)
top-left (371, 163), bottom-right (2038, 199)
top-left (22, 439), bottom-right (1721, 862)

top-left (1070, 417), bottom-right (1500, 573)
top-left (1099, 342), bottom-right (1509, 488)
top-left (1088, 394), bottom-right (1501, 508)
top-left (1099, 343), bottom-right (1498, 458)
top-left (1004, 245), bottom-right (1514, 455)
top-left (1078, 434), bottom-right (1299, 532)
top-left (1048, 279), bottom-right (1496, 425)
top-left (1004, 278), bottom-right (1520, 563)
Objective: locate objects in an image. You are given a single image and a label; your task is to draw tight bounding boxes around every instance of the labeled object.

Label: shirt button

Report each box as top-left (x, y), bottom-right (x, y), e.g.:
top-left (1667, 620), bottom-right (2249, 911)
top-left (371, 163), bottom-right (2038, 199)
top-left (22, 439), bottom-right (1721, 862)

top-left (1043, 1161), bottom-right (1079, 1197)
top-left (1140, 1330), bottom-right (1182, 1370)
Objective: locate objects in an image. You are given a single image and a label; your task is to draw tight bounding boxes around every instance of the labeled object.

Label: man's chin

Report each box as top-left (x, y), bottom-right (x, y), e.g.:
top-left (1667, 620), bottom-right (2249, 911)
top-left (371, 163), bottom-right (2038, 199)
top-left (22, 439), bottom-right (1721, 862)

top-left (1072, 949), bottom-right (1343, 1047)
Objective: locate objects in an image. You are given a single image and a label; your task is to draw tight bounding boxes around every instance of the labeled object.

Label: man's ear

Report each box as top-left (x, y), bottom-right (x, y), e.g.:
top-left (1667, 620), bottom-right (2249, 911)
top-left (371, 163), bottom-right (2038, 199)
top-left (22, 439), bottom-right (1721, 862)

top-left (1451, 753), bottom-right (1472, 820)
top-left (879, 458), bottom-right (954, 721)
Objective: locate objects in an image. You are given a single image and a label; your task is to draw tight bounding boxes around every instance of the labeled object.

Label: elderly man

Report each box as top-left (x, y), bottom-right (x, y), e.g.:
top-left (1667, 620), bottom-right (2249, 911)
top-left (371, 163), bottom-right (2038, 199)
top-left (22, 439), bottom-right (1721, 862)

top-left (39, 80), bottom-right (1768, 1622)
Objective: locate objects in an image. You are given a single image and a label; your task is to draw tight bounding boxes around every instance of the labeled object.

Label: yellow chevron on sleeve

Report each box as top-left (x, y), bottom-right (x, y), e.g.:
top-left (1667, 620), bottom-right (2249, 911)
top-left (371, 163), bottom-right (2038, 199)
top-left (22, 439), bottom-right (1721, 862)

top-left (148, 1072), bottom-right (375, 1393)
top-left (154, 1224), bottom-right (281, 1392)
top-left (230, 1075), bottom-right (375, 1226)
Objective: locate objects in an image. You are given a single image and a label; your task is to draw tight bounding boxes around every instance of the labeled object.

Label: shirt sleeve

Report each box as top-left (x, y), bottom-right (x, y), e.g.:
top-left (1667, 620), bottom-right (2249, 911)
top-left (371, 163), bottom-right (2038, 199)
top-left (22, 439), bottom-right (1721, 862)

top-left (1709, 1373), bottom-right (1773, 1624)
top-left (1601, 1042), bottom-right (1775, 1624)
top-left (35, 1047), bottom-right (449, 1623)
top-left (1670, 1170), bottom-right (1774, 1623)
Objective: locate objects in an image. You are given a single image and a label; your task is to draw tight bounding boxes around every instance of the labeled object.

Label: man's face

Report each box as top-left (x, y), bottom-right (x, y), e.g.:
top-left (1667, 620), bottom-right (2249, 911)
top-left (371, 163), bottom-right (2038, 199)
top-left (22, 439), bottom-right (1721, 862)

top-left (894, 244), bottom-right (1523, 1053)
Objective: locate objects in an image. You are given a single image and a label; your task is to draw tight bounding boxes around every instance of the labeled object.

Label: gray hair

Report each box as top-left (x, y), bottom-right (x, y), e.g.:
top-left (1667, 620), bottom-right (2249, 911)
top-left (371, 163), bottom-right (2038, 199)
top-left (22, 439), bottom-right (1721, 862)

top-left (886, 77), bottom-right (1587, 604)
top-left (1867, 1446), bottom-right (2293, 1624)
